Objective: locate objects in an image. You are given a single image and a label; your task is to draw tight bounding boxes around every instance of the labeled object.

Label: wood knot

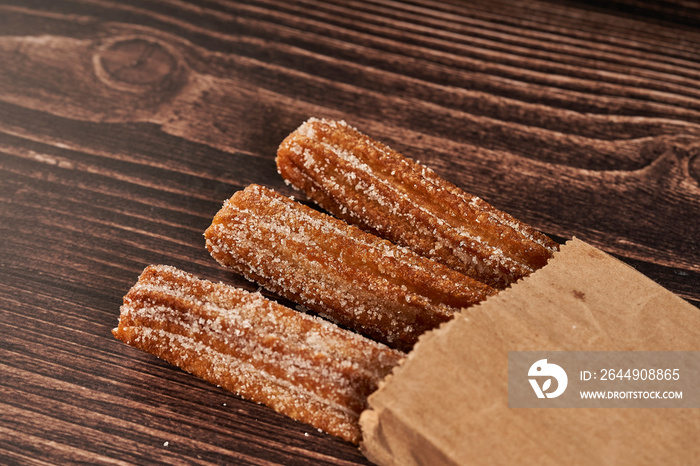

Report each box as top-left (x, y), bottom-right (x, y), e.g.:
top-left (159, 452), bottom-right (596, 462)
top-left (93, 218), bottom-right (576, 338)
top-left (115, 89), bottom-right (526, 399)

top-left (93, 37), bottom-right (184, 93)
top-left (661, 136), bottom-right (700, 187)
top-left (640, 135), bottom-right (700, 187)
top-left (689, 147), bottom-right (700, 187)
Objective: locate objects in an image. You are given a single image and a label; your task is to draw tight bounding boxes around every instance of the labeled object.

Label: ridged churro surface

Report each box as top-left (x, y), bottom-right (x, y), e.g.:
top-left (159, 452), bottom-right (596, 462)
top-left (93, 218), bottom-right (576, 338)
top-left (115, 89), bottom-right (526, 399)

top-left (205, 184), bottom-right (495, 351)
top-left (277, 118), bottom-right (559, 289)
top-left (112, 265), bottom-right (403, 444)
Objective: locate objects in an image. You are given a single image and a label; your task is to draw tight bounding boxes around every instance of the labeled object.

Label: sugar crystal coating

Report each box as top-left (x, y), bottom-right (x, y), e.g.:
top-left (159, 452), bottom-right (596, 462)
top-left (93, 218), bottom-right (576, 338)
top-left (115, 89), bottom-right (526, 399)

top-left (204, 184), bottom-right (495, 352)
top-left (112, 265), bottom-right (404, 444)
top-left (276, 118), bottom-right (559, 288)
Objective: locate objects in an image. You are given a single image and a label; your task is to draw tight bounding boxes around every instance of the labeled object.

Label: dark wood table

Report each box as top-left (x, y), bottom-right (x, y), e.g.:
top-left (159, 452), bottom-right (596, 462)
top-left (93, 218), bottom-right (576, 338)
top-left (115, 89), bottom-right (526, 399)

top-left (2, 1), bottom-right (699, 464)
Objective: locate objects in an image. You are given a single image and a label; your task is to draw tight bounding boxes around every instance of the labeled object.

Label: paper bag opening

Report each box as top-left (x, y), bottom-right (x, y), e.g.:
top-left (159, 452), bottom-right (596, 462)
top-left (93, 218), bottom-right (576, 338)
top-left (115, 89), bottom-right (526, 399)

top-left (360, 238), bottom-right (700, 465)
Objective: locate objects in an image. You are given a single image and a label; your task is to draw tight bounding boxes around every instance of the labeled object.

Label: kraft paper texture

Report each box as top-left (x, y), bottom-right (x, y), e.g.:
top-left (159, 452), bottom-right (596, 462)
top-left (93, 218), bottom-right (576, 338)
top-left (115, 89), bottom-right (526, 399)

top-left (360, 238), bottom-right (700, 465)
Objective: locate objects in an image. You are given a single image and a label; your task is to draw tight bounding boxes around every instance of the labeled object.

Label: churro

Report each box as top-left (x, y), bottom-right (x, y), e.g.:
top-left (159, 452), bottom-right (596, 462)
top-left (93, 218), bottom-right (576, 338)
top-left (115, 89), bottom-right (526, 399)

top-left (112, 265), bottom-right (403, 444)
top-left (276, 118), bottom-right (559, 289)
top-left (205, 184), bottom-right (495, 351)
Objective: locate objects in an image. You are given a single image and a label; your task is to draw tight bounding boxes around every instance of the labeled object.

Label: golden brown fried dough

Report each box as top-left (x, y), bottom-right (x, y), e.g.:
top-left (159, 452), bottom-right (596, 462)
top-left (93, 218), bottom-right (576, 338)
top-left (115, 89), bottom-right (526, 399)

top-left (277, 118), bottom-right (559, 289)
top-left (113, 265), bottom-right (403, 444)
top-left (205, 184), bottom-right (495, 351)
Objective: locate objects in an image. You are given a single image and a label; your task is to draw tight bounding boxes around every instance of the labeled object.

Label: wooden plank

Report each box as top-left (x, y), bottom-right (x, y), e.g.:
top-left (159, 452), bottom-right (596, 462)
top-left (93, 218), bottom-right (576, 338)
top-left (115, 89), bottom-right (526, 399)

top-left (0, 0), bottom-right (698, 463)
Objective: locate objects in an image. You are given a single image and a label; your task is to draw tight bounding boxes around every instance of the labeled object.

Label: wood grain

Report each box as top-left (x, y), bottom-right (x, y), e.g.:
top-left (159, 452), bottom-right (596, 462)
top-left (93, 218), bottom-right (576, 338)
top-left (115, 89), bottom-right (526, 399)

top-left (1, 0), bottom-right (699, 464)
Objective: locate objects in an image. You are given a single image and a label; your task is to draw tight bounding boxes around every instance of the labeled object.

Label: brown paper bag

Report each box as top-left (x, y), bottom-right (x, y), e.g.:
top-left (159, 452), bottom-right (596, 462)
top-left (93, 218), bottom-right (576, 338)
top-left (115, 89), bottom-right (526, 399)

top-left (360, 239), bottom-right (700, 465)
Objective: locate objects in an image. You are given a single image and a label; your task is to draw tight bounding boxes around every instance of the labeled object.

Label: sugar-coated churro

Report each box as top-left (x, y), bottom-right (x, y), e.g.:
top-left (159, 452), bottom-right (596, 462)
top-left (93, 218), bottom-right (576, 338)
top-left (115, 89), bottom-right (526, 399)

top-left (204, 184), bottom-right (495, 351)
top-left (112, 265), bottom-right (404, 444)
top-left (277, 118), bottom-right (559, 289)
